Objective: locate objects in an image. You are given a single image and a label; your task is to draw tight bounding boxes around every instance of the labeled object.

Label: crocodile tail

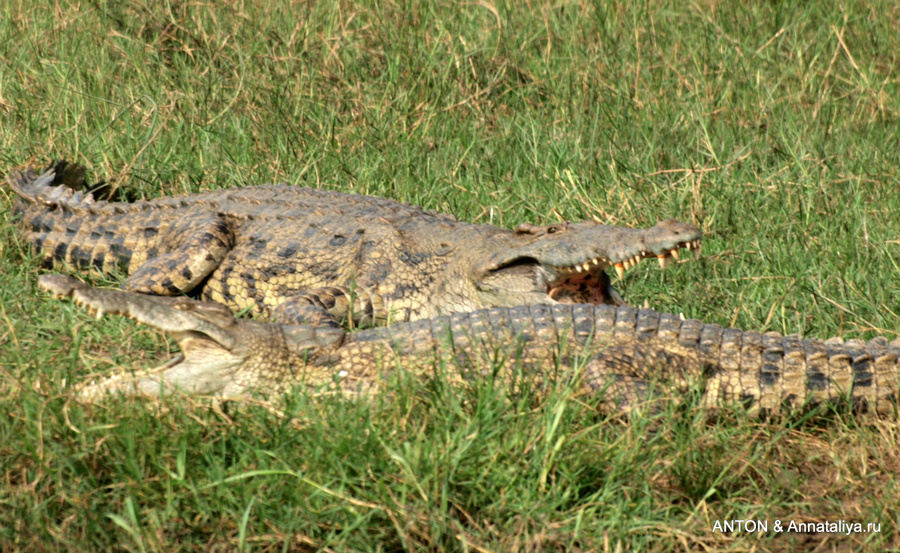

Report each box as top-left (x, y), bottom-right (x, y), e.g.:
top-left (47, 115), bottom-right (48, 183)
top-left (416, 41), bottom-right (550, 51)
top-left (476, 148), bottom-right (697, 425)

top-left (7, 161), bottom-right (97, 210)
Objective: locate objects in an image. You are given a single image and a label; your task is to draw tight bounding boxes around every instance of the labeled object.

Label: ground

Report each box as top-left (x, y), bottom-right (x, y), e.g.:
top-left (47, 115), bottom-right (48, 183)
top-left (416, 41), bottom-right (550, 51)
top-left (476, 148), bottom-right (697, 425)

top-left (1, 1), bottom-right (899, 551)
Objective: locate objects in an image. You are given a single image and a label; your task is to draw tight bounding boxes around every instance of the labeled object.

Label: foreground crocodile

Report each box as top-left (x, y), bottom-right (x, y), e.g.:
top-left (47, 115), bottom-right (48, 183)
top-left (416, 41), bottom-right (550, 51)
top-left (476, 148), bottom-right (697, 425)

top-left (9, 162), bottom-right (702, 328)
top-left (40, 275), bottom-right (900, 416)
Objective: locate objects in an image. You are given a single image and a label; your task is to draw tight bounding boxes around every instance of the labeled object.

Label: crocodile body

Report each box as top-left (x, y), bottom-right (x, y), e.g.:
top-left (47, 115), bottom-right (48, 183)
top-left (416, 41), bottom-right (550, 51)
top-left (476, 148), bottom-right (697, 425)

top-left (41, 275), bottom-right (900, 416)
top-left (9, 162), bottom-right (701, 328)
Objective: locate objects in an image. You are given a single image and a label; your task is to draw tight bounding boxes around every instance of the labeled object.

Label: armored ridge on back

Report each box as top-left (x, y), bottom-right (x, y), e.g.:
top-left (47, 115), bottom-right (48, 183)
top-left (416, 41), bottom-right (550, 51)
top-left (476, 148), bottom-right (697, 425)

top-left (40, 275), bottom-right (900, 417)
top-left (9, 162), bottom-right (702, 328)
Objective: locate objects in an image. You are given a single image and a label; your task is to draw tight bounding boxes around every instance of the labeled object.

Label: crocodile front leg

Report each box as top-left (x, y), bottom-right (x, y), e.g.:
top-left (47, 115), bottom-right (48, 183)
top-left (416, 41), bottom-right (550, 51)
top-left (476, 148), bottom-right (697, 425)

top-left (122, 216), bottom-right (234, 295)
top-left (274, 285), bottom-right (385, 329)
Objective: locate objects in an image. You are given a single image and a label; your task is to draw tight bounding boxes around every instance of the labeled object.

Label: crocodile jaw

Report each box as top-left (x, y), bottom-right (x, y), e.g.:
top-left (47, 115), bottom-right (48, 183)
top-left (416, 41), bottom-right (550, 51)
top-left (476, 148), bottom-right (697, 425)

top-left (39, 274), bottom-right (249, 397)
top-left (538, 235), bottom-right (702, 304)
top-left (473, 219), bottom-right (702, 308)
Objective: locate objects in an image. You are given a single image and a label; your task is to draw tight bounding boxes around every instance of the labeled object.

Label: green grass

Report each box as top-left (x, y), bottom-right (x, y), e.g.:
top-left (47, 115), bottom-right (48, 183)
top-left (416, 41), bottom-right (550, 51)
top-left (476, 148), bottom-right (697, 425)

top-left (2, 0), bottom-right (900, 550)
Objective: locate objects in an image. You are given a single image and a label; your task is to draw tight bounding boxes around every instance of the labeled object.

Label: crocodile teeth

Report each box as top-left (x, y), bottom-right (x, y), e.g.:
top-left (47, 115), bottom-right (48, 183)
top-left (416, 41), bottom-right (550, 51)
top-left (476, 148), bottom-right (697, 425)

top-left (657, 255), bottom-right (669, 269)
top-left (565, 258), bottom-right (610, 273)
top-left (670, 248), bottom-right (679, 261)
top-left (693, 241), bottom-right (702, 259)
top-left (614, 263), bottom-right (625, 279)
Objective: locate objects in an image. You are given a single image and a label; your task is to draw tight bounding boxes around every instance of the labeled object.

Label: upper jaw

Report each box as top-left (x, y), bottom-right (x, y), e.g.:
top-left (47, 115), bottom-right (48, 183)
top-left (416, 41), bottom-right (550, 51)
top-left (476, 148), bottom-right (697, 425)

top-left (529, 234), bottom-right (703, 305)
top-left (481, 219), bottom-right (703, 283)
top-left (608, 236), bottom-right (702, 278)
top-left (476, 239), bottom-right (697, 306)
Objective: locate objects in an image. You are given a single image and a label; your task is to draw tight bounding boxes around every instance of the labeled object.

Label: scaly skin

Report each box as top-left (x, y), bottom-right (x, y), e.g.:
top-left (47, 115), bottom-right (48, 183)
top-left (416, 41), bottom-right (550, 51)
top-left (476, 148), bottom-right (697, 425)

top-left (40, 275), bottom-right (900, 416)
top-left (10, 162), bottom-right (702, 328)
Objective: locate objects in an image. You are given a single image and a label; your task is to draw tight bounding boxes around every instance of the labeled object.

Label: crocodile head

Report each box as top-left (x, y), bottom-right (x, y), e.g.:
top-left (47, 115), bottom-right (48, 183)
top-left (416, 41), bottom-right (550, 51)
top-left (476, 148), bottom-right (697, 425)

top-left (472, 219), bottom-right (702, 308)
top-left (39, 274), bottom-right (344, 399)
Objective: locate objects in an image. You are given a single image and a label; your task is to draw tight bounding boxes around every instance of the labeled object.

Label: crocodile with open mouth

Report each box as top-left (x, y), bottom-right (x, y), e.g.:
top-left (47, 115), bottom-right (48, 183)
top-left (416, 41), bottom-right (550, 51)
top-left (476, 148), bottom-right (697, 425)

top-left (9, 162), bottom-right (701, 328)
top-left (40, 274), bottom-right (900, 416)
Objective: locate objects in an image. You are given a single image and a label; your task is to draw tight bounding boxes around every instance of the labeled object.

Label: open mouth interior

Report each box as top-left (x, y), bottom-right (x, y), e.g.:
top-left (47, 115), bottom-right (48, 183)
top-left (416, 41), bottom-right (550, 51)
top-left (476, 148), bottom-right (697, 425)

top-left (547, 272), bottom-right (613, 304)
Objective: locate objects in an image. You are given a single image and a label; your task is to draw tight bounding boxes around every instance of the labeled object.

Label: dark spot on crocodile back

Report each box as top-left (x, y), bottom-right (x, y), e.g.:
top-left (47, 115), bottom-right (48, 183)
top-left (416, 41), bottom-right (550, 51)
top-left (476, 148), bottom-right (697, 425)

top-left (109, 238), bottom-right (133, 269)
top-left (240, 272), bottom-right (257, 288)
top-left (358, 239), bottom-right (377, 256)
top-left (278, 243), bottom-right (299, 258)
top-left (366, 263), bottom-right (390, 283)
top-left (158, 277), bottom-right (181, 294)
top-left (330, 234), bottom-right (347, 247)
top-left (68, 245), bottom-right (92, 269)
top-left (382, 280), bottom-right (432, 300)
top-left (852, 359), bottom-right (873, 388)
top-left (399, 251), bottom-right (429, 266)
top-left (182, 267), bottom-right (194, 281)
top-left (53, 242), bottom-right (68, 260)
top-left (313, 293), bottom-right (337, 310)
top-left (263, 264), bottom-right (297, 277)
top-left (91, 255), bottom-right (105, 271)
top-left (760, 363), bottom-right (780, 386)
top-left (28, 213), bottom-right (45, 233)
top-left (143, 226), bottom-right (159, 239)
top-left (307, 262), bottom-right (339, 282)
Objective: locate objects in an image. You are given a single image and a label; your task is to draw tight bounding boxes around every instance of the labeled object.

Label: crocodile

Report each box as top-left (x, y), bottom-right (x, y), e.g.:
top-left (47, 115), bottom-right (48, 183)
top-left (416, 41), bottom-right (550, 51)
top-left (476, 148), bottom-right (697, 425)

top-left (40, 274), bottom-right (900, 416)
top-left (9, 162), bottom-right (702, 328)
